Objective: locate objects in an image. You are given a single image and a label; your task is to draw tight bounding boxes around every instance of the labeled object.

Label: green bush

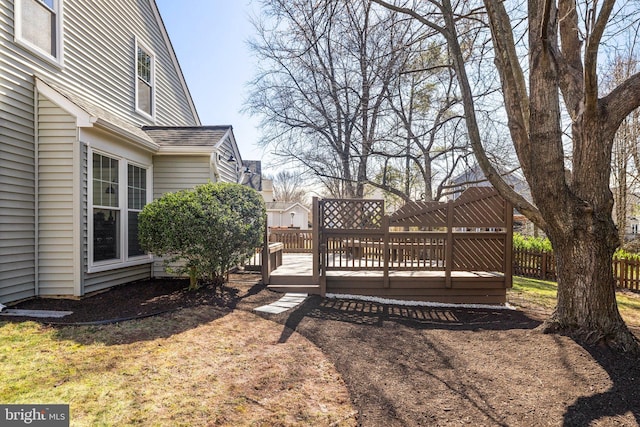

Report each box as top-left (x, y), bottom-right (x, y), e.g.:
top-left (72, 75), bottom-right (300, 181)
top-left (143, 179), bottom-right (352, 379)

top-left (513, 233), bottom-right (553, 252)
top-left (139, 182), bottom-right (266, 289)
top-left (513, 233), bottom-right (640, 262)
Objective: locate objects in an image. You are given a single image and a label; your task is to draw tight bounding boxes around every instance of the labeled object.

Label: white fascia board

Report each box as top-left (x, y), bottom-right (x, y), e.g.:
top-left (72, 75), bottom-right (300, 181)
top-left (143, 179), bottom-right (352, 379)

top-left (156, 146), bottom-right (215, 155)
top-left (35, 78), bottom-right (96, 127)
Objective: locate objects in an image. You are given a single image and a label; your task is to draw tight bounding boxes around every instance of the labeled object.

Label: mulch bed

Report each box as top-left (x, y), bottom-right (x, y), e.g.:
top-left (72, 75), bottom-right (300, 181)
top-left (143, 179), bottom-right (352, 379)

top-left (4, 274), bottom-right (640, 426)
top-left (4, 273), bottom-right (277, 324)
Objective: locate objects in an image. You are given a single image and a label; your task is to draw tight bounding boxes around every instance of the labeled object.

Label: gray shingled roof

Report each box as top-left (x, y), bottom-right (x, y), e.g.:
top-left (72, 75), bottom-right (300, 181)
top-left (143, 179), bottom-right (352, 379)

top-left (143, 126), bottom-right (231, 147)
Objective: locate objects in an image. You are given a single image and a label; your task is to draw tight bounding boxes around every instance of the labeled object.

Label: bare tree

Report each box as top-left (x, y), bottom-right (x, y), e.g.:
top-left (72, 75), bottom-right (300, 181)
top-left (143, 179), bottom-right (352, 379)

top-left (270, 170), bottom-right (308, 204)
top-left (605, 54), bottom-right (640, 242)
top-left (370, 43), bottom-right (472, 201)
top-left (374, 0), bottom-right (640, 352)
top-left (247, 0), bottom-right (410, 198)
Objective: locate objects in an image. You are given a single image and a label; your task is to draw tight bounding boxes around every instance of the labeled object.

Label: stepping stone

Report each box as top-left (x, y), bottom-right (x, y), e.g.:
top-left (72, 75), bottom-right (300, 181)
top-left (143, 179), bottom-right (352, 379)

top-left (0, 309), bottom-right (74, 318)
top-left (254, 293), bottom-right (307, 314)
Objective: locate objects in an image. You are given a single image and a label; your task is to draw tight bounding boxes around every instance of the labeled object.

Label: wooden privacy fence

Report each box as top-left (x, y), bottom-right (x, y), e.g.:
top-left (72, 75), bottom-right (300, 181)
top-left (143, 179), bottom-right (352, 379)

top-left (317, 187), bottom-right (513, 304)
top-left (514, 248), bottom-right (640, 291)
top-left (513, 249), bottom-right (557, 281)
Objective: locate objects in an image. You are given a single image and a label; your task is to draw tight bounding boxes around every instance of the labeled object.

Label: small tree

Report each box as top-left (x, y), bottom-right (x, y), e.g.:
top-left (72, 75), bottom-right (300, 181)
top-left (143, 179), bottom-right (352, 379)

top-left (139, 182), bottom-right (266, 289)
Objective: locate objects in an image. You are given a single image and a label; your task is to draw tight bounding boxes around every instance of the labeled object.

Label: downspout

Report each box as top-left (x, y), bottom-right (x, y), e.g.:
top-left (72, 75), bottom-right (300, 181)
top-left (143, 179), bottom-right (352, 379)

top-left (33, 84), bottom-right (40, 296)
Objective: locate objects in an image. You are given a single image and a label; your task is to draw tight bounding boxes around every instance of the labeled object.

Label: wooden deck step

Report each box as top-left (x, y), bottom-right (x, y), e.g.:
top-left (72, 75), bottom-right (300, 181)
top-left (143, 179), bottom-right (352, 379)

top-left (267, 284), bottom-right (321, 295)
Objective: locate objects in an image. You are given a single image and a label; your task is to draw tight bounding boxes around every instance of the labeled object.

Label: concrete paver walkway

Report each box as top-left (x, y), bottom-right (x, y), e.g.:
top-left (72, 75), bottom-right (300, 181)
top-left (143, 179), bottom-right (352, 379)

top-left (253, 293), bottom-right (308, 314)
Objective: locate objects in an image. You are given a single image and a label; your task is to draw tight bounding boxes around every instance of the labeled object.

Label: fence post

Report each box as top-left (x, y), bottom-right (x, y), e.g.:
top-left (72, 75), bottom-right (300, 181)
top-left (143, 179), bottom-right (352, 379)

top-left (541, 252), bottom-right (547, 280)
top-left (445, 200), bottom-right (454, 288)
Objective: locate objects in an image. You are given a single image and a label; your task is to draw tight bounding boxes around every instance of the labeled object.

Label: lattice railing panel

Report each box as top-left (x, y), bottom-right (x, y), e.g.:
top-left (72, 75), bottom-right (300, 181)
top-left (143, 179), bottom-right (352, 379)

top-left (453, 235), bottom-right (505, 271)
top-left (388, 201), bottom-right (447, 228)
top-left (453, 187), bottom-right (505, 227)
top-left (321, 199), bottom-right (384, 230)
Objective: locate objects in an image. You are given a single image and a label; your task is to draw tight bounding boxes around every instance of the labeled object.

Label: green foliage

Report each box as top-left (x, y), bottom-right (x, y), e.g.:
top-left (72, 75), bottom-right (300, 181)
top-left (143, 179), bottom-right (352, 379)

top-left (513, 233), bottom-right (640, 262)
top-left (615, 248), bottom-right (640, 262)
top-left (513, 233), bottom-right (553, 253)
top-left (139, 182), bottom-right (266, 288)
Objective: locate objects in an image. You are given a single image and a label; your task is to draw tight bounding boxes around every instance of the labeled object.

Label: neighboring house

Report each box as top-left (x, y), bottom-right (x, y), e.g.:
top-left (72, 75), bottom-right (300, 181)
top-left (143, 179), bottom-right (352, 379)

top-left (0, 0), bottom-right (248, 304)
top-left (241, 160), bottom-right (263, 192)
top-left (612, 191), bottom-right (640, 241)
top-left (261, 178), bottom-right (275, 203)
top-left (266, 202), bottom-right (310, 230)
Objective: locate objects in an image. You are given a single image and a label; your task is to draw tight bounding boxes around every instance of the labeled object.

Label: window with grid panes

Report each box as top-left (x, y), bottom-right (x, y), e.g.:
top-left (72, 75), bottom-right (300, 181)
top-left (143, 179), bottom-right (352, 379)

top-left (136, 44), bottom-right (153, 116)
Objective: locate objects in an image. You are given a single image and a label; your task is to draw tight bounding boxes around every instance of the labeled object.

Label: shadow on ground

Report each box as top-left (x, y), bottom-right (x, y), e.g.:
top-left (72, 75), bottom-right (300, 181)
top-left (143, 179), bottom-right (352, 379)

top-left (261, 294), bottom-right (640, 426)
top-left (562, 343), bottom-right (640, 426)
top-left (273, 295), bottom-right (541, 344)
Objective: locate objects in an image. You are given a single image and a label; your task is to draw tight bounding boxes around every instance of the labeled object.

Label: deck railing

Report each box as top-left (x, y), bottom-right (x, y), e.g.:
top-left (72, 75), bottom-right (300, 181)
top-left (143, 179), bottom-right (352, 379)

top-left (268, 228), bottom-right (313, 253)
top-left (322, 230), bottom-right (507, 272)
top-left (319, 188), bottom-right (513, 292)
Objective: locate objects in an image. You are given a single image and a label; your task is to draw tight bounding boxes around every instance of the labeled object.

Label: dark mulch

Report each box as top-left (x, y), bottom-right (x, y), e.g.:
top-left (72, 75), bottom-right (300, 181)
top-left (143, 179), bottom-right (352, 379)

top-left (4, 273), bottom-right (278, 324)
top-left (4, 274), bottom-right (640, 426)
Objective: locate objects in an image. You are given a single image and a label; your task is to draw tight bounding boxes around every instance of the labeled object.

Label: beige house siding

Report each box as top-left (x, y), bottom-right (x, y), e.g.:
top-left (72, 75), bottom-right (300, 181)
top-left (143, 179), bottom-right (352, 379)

top-left (59, 0), bottom-right (198, 127)
top-left (152, 155), bottom-right (213, 198)
top-left (1, 0), bottom-right (252, 303)
top-left (217, 136), bottom-right (242, 184)
top-left (36, 93), bottom-right (79, 296)
top-left (152, 155), bottom-right (211, 277)
top-left (84, 264), bottom-right (151, 295)
top-left (0, 1), bottom-right (37, 303)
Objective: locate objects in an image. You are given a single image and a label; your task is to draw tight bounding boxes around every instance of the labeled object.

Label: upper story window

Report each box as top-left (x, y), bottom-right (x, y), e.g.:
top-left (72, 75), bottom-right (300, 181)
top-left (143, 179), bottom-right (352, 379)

top-left (135, 39), bottom-right (155, 119)
top-left (15, 0), bottom-right (63, 64)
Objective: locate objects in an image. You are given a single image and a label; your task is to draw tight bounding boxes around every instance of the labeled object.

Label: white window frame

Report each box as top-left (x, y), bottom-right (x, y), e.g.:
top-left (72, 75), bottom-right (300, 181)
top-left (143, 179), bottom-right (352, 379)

top-left (88, 149), bottom-right (152, 273)
top-left (134, 37), bottom-right (156, 121)
top-left (14, 0), bottom-right (64, 67)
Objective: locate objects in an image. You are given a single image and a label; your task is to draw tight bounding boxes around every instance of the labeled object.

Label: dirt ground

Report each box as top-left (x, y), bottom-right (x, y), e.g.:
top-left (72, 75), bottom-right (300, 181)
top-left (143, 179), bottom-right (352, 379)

top-left (6, 274), bottom-right (640, 426)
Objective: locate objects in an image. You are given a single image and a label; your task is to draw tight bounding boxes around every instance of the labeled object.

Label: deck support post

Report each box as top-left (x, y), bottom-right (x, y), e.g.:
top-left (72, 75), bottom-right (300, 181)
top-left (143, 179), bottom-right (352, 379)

top-left (312, 197), bottom-right (323, 295)
top-left (504, 199), bottom-right (513, 288)
top-left (383, 215), bottom-right (390, 288)
top-left (445, 200), bottom-right (453, 288)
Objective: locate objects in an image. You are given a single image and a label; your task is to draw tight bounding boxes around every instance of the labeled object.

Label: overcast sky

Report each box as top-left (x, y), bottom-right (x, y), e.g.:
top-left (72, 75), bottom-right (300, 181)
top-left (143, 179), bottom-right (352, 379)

top-left (155, 1), bottom-right (269, 166)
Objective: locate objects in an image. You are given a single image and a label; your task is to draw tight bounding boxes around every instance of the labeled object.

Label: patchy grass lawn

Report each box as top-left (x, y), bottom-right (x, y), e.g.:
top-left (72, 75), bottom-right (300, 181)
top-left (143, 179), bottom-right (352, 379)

top-left (509, 276), bottom-right (640, 327)
top-left (0, 307), bottom-right (356, 426)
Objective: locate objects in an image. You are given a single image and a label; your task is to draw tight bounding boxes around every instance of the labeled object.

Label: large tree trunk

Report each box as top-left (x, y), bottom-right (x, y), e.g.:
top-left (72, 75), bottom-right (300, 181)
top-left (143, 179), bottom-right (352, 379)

top-left (538, 122), bottom-right (639, 351)
top-left (545, 217), bottom-right (637, 351)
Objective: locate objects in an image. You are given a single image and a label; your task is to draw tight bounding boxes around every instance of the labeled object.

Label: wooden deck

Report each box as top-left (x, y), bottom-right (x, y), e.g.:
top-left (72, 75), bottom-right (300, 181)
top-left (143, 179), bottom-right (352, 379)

top-left (265, 188), bottom-right (512, 305)
top-left (268, 254), bottom-right (507, 304)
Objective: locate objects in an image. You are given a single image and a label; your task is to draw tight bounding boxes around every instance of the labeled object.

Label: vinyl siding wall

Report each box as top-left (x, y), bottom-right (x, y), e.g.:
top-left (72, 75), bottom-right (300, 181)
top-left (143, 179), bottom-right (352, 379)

top-left (0, 0), bottom-right (199, 302)
top-left (60, 0), bottom-right (197, 127)
top-left (36, 93), bottom-right (78, 296)
top-left (152, 155), bottom-right (212, 277)
top-left (0, 0), bottom-right (37, 303)
top-left (152, 155), bottom-right (212, 198)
